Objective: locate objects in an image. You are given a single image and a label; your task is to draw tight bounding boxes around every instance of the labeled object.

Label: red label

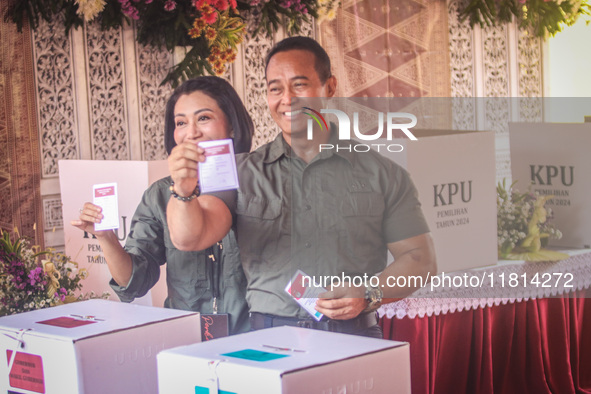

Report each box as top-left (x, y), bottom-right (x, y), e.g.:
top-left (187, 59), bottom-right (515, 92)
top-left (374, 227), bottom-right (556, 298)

top-left (287, 273), bottom-right (307, 299)
top-left (204, 144), bottom-right (230, 156)
top-left (94, 186), bottom-right (115, 197)
top-left (37, 316), bottom-right (96, 328)
top-left (6, 351), bottom-right (45, 393)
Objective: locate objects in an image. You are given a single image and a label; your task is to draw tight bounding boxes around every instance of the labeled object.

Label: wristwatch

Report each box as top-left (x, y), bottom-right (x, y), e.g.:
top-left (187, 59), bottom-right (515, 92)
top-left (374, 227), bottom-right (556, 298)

top-left (364, 285), bottom-right (383, 312)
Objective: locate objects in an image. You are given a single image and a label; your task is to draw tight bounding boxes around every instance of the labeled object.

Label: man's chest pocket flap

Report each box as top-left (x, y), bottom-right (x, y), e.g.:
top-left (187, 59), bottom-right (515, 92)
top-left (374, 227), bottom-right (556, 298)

top-left (339, 192), bottom-right (384, 217)
top-left (236, 197), bottom-right (282, 220)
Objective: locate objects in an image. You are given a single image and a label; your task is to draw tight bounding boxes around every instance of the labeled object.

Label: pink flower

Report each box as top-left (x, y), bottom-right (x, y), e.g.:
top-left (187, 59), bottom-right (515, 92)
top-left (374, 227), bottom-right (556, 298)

top-left (215, 0), bottom-right (229, 11)
top-left (164, 0), bottom-right (177, 11)
top-left (203, 11), bottom-right (218, 24)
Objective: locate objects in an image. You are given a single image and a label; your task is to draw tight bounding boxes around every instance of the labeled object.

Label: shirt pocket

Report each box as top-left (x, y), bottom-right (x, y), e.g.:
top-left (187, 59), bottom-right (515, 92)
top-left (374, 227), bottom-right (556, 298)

top-left (337, 191), bottom-right (386, 272)
top-left (236, 196), bottom-right (289, 272)
top-left (339, 191), bottom-right (385, 217)
top-left (236, 196), bottom-right (282, 220)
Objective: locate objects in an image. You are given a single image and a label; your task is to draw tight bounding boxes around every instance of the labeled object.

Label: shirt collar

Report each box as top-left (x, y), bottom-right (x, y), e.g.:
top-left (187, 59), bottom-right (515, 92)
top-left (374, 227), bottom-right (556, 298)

top-left (263, 133), bottom-right (291, 164)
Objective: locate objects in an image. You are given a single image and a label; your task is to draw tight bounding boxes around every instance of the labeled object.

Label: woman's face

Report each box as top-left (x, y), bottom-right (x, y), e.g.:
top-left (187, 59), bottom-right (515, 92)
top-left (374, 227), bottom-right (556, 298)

top-left (173, 90), bottom-right (231, 146)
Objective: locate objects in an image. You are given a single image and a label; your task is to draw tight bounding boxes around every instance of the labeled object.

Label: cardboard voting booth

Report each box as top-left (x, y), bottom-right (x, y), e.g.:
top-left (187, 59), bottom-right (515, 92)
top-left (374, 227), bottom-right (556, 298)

top-left (509, 122), bottom-right (591, 248)
top-left (377, 129), bottom-right (498, 273)
top-left (58, 160), bottom-right (169, 305)
top-left (158, 326), bottom-right (410, 394)
top-left (0, 299), bottom-right (201, 394)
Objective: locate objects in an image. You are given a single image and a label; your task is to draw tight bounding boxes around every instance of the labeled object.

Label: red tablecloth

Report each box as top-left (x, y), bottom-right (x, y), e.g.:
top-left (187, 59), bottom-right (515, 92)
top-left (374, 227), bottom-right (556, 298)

top-left (380, 290), bottom-right (591, 394)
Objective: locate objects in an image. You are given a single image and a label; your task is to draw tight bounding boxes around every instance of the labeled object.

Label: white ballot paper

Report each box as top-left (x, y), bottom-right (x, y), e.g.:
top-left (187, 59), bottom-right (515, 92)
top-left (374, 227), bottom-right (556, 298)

top-left (93, 182), bottom-right (120, 231)
top-left (198, 139), bottom-right (239, 193)
top-left (285, 269), bottom-right (325, 321)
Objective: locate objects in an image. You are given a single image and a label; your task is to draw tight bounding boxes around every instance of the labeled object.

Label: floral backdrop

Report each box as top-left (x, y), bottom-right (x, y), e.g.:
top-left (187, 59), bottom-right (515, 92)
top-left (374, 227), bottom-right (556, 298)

top-left (6, 0), bottom-right (334, 86)
top-left (6, 0), bottom-right (587, 88)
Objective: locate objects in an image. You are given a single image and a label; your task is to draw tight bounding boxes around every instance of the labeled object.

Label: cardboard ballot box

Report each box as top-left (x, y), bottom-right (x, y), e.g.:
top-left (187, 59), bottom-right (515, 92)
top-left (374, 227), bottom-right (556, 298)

top-left (377, 129), bottom-right (498, 273)
top-left (510, 122), bottom-right (591, 248)
top-left (157, 326), bottom-right (411, 394)
top-left (0, 299), bottom-right (201, 394)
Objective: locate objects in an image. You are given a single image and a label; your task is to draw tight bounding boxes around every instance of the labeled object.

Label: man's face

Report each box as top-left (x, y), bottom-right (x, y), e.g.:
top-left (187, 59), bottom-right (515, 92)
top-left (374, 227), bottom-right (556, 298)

top-left (266, 49), bottom-right (336, 137)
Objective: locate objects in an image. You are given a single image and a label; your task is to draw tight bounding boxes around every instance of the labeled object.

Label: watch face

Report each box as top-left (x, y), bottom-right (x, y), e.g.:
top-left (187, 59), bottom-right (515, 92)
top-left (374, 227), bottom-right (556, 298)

top-left (366, 286), bottom-right (382, 303)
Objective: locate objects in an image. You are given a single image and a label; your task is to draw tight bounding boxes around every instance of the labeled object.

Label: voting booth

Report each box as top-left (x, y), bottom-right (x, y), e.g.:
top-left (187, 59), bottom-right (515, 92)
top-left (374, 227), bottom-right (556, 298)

top-left (509, 122), bottom-right (591, 248)
top-left (58, 160), bottom-right (169, 305)
top-left (377, 129), bottom-right (498, 273)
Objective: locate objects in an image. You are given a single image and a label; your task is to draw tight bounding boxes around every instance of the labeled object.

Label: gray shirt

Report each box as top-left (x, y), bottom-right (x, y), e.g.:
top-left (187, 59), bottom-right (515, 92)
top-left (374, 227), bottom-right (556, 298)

top-left (235, 132), bottom-right (429, 318)
top-left (110, 176), bottom-right (249, 334)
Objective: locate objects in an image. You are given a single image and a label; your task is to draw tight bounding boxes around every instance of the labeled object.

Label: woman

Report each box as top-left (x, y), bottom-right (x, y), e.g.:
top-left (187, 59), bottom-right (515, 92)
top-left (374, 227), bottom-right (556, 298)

top-left (71, 77), bottom-right (253, 335)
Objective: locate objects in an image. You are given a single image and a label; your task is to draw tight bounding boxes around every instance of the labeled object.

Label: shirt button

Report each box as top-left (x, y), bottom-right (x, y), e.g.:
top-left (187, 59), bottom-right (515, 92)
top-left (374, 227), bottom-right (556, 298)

top-left (305, 204), bottom-right (311, 211)
top-left (305, 242), bottom-right (311, 248)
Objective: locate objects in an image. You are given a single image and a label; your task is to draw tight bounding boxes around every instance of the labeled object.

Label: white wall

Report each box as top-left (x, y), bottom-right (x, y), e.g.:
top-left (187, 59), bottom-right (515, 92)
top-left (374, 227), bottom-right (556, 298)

top-left (544, 18), bottom-right (591, 122)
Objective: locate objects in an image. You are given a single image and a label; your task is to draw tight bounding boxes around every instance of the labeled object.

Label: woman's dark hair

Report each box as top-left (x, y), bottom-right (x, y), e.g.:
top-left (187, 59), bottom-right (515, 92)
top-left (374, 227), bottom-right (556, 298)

top-left (164, 76), bottom-right (254, 155)
top-left (264, 36), bottom-right (332, 84)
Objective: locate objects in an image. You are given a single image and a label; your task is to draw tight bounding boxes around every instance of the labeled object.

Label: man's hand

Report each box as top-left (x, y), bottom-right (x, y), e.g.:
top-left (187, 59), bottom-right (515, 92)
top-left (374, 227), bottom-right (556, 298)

top-left (315, 285), bottom-right (367, 320)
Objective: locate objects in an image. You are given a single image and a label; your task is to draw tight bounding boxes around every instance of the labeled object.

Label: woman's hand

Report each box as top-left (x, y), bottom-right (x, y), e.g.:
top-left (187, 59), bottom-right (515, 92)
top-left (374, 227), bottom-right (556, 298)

top-left (167, 141), bottom-right (207, 197)
top-left (71, 203), bottom-right (133, 286)
top-left (70, 202), bottom-right (109, 237)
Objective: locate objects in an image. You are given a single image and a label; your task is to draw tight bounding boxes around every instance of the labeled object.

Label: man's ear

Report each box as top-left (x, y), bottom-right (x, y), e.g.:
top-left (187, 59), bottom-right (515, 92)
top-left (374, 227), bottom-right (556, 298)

top-left (326, 75), bottom-right (337, 97)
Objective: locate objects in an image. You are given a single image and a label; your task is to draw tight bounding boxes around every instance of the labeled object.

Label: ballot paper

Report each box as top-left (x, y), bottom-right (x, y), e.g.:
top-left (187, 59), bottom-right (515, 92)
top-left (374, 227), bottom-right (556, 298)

top-left (285, 270), bottom-right (325, 321)
top-left (93, 182), bottom-right (120, 231)
top-left (198, 139), bottom-right (239, 193)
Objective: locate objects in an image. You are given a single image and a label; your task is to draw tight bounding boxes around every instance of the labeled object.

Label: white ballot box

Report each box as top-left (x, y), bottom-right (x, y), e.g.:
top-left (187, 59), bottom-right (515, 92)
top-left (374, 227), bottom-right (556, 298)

top-left (157, 326), bottom-right (411, 394)
top-left (0, 299), bottom-right (201, 394)
top-left (378, 129), bottom-right (498, 273)
top-left (509, 122), bottom-right (591, 248)
top-left (59, 159), bottom-right (169, 306)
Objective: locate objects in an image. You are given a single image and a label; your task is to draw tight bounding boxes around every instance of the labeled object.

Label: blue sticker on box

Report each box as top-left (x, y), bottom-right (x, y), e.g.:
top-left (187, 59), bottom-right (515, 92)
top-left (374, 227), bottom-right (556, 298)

top-left (221, 349), bottom-right (290, 362)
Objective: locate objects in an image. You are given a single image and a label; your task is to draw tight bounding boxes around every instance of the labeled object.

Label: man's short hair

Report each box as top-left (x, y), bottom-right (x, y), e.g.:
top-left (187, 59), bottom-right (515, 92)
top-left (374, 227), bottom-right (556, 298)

top-left (265, 36), bottom-right (332, 84)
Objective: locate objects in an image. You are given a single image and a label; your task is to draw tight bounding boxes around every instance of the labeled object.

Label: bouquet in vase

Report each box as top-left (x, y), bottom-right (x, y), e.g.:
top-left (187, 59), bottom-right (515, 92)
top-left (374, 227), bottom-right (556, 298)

top-left (0, 229), bottom-right (109, 316)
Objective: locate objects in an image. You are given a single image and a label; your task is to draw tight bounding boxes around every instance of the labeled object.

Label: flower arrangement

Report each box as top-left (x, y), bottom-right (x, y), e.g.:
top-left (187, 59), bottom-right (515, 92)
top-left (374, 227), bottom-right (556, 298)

top-left (497, 180), bottom-right (568, 261)
top-left (4, 0), bottom-right (338, 87)
top-left (457, 0), bottom-right (590, 38)
top-left (0, 229), bottom-right (109, 316)
top-left (316, 0), bottom-right (340, 22)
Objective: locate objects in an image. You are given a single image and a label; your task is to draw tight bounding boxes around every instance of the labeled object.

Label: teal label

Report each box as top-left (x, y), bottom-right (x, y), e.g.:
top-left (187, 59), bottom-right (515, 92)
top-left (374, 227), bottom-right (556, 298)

top-left (221, 349), bottom-right (290, 362)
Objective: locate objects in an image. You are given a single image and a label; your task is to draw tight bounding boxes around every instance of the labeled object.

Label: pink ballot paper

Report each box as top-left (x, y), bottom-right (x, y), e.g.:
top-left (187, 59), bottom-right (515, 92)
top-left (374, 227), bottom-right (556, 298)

top-left (198, 139), bottom-right (239, 193)
top-left (93, 182), bottom-right (120, 231)
top-left (285, 270), bottom-right (325, 321)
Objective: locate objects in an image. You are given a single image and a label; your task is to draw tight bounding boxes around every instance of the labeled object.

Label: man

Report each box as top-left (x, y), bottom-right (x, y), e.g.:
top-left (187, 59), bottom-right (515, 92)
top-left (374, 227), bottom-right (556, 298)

top-left (167, 37), bottom-right (437, 338)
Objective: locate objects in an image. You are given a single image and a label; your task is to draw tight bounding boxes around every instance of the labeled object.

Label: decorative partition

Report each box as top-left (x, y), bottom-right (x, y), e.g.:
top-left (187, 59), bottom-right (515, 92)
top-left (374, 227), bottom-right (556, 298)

top-left (447, 0), bottom-right (543, 183)
top-left (0, 3), bottom-right (44, 245)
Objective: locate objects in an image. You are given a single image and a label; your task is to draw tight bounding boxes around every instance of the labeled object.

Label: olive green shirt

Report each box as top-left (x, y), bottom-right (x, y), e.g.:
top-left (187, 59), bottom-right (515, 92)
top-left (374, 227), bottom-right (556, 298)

top-left (109, 176), bottom-right (249, 335)
top-left (235, 132), bottom-right (429, 318)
